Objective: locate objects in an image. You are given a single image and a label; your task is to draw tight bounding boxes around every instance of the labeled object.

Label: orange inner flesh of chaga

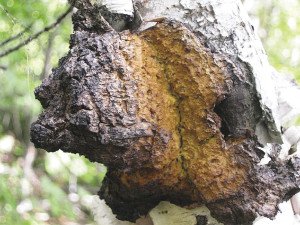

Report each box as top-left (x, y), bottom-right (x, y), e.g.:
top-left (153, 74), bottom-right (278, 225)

top-left (119, 23), bottom-right (247, 202)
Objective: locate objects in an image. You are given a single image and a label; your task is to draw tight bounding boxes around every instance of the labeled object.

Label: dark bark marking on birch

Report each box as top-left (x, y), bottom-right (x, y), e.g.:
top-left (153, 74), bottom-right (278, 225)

top-left (30, 8), bottom-right (300, 225)
top-left (196, 215), bottom-right (208, 225)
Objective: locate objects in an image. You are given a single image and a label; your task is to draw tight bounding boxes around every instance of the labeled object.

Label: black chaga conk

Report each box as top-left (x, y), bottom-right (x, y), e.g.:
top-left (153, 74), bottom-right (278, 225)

top-left (30, 5), bottom-right (300, 225)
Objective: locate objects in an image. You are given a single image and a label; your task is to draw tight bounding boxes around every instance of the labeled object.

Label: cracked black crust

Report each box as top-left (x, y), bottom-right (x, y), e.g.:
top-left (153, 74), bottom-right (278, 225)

top-left (31, 27), bottom-right (158, 169)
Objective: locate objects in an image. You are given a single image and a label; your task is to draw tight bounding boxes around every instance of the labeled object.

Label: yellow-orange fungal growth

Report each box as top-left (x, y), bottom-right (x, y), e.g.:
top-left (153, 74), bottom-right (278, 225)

top-left (117, 21), bottom-right (248, 202)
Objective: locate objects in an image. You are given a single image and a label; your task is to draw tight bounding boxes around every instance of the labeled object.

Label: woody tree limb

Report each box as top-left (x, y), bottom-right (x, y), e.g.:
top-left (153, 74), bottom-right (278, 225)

top-left (30, 0), bottom-right (300, 225)
top-left (0, 7), bottom-right (72, 58)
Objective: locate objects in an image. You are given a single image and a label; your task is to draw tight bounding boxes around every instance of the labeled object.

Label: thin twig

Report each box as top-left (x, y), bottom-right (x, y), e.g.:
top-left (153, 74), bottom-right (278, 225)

top-left (0, 25), bottom-right (32, 48)
top-left (41, 28), bottom-right (58, 79)
top-left (0, 7), bottom-right (72, 58)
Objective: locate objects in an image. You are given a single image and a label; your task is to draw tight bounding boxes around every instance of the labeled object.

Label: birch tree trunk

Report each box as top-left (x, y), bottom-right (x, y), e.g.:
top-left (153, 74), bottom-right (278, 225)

top-left (30, 0), bottom-right (300, 225)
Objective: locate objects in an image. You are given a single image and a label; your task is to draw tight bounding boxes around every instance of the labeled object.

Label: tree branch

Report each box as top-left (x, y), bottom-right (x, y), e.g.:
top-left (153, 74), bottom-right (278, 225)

top-left (0, 65), bottom-right (7, 70)
top-left (40, 28), bottom-right (58, 79)
top-left (0, 7), bottom-right (72, 59)
top-left (0, 24), bottom-right (32, 48)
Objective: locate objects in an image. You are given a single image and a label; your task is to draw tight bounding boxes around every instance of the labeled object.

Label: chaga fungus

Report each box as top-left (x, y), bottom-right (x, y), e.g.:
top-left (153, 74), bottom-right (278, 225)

top-left (31, 9), bottom-right (300, 225)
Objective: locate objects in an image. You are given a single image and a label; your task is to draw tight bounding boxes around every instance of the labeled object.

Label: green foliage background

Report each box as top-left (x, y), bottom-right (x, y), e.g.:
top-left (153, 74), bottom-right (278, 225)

top-left (0, 1), bottom-right (106, 224)
top-left (0, 0), bottom-right (299, 224)
top-left (245, 0), bottom-right (300, 82)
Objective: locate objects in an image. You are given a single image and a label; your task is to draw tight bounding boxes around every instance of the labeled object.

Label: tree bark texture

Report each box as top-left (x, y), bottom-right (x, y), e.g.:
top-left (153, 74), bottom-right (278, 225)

top-left (30, 1), bottom-right (300, 225)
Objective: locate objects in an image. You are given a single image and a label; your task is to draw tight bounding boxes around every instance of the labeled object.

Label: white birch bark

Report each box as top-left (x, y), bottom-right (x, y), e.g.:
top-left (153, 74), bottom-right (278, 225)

top-left (92, 0), bottom-right (134, 16)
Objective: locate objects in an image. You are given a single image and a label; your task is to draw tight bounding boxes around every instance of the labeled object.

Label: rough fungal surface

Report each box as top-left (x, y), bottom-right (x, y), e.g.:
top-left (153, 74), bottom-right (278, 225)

top-left (31, 8), bottom-right (300, 225)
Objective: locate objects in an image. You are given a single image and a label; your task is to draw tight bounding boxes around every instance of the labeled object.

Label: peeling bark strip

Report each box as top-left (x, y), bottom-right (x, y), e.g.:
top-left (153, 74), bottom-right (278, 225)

top-left (30, 2), bottom-right (300, 225)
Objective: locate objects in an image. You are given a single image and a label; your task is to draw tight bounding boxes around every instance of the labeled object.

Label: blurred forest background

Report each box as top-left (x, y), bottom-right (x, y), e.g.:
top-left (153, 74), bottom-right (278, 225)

top-left (0, 0), bottom-right (299, 224)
